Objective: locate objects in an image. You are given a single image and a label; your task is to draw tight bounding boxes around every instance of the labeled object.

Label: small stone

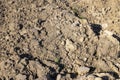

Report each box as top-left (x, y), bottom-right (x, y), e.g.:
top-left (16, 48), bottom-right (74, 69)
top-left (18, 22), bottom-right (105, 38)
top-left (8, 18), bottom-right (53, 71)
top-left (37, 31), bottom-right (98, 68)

top-left (20, 58), bottom-right (27, 65)
top-left (80, 19), bottom-right (88, 25)
top-left (5, 36), bottom-right (9, 40)
top-left (95, 77), bottom-right (102, 80)
top-left (9, 23), bottom-right (15, 31)
top-left (16, 74), bottom-right (27, 80)
top-left (71, 21), bottom-right (80, 27)
top-left (61, 40), bottom-right (65, 45)
top-left (31, 39), bottom-right (39, 46)
top-left (79, 37), bottom-right (84, 42)
top-left (93, 59), bottom-right (110, 72)
top-left (83, 58), bottom-right (87, 62)
top-left (96, 73), bottom-right (115, 80)
top-left (77, 66), bottom-right (90, 75)
top-left (36, 62), bottom-right (45, 78)
top-left (56, 74), bottom-right (61, 80)
top-left (47, 0), bottom-right (53, 3)
top-left (56, 30), bottom-right (61, 35)
top-left (104, 30), bottom-right (113, 36)
top-left (75, 75), bottom-right (87, 80)
top-left (19, 29), bottom-right (27, 35)
top-left (87, 75), bottom-right (95, 80)
top-left (101, 23), bottom-right (108, 29)
top-left (65, 39), bottom-right (77, 52)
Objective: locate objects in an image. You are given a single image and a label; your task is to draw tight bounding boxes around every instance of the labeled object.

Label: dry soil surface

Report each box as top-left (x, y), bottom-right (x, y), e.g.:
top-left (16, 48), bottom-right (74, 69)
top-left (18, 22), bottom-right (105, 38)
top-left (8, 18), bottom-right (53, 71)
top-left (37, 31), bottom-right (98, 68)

top-left (0, 0), bottom-right (120, 80)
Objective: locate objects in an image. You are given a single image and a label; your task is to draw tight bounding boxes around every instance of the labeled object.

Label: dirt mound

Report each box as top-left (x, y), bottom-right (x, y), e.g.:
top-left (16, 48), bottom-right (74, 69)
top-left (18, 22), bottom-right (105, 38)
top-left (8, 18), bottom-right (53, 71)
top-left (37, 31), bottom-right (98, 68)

top-left (0, 0), bottom-right (120, 80)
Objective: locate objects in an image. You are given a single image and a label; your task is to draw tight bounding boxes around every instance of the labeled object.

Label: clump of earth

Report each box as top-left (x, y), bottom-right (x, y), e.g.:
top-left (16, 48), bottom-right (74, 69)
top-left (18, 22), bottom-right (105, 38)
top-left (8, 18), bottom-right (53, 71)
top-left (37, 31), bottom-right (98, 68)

top-left (0, 0), bottom-right (120, 80)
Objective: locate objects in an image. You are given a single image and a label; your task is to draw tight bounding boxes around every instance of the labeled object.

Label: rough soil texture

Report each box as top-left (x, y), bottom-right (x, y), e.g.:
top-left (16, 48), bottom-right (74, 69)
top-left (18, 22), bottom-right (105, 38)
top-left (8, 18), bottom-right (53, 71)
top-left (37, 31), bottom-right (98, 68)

top-left (0, 0), bottom-right (120, 80)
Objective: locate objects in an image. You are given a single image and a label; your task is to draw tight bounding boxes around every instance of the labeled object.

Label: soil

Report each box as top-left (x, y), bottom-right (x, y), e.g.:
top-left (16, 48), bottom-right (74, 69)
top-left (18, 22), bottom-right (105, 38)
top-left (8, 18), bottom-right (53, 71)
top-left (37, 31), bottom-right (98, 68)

top-left (0, 0), bottom-right (120, 80)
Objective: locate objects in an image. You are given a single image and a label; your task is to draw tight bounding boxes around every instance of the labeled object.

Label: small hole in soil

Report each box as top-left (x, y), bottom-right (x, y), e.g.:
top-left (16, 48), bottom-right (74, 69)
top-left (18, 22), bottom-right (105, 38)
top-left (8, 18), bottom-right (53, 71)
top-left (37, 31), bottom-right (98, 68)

top-left (70, 73), bottom-right (78, 79)
top-left (18, 24), bottom-right (23, 30)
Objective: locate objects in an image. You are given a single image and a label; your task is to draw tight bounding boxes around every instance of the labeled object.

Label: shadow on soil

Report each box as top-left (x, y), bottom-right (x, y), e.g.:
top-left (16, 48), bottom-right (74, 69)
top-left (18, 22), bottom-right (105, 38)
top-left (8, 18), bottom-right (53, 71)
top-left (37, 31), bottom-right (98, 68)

top-left (90, 24), bottom-right (102, 36)
top-left (112, 34), bottom-right (120, 42)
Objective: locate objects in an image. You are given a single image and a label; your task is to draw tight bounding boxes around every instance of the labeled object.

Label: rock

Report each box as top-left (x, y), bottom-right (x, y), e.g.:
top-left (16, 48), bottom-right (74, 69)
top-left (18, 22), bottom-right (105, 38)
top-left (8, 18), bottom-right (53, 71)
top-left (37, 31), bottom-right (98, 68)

top-left (95, 77), bottom-right (102, 80)
top-left (71, 20), bottom-right (80, 27)
top-left (30, 39), bottom-right (39, 46)
top-left (5, 35), bottom-right (9, 40)
top-left (95, 73), bottom-right (115, 80)
top-left (74, 75), bottom-right (87, 80)
top-left (102, 8), bottom-right (106, 15)
top-left (65, 39), bottom-right (77, 52)
top-left (103, 30), bottom-right (113, 36)
top-left (28, 61), bottom-right (36, 72)
top-left (36, 62), bottom-right (45, 78)
top-left (93, 59), bottom-right (110, 72)
top-left (97, 32), bottom-right (119, 57)
top-left (9, 23), bottom-right (15, 31)
top-left (20, 58), bottom-right (27, 65)
top-left (87, 75), bottom-right (95, 80)
top-left (15, 74), bottom-right (27, 80)
top-left (76, 66), bottom-right (90, 75)
top-left (47, 0), bottom-right (53, 3)
top-left (61, 40), bottom-right (65, 45)
top-left (19, 29), bottom-right (27, 35)
top-left (79, 37), bottom-right (84, 42)
top-left (101, 23), bottom-right (108, 29)
top-left (80, 19), bottom-right (88, 25)
top-left (56, 74), bottom-right (61, 80)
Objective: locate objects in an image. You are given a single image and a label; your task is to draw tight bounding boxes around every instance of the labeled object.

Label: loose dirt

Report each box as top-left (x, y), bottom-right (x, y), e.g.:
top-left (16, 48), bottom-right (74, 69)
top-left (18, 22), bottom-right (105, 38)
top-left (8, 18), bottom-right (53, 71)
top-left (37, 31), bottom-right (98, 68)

top-left (0, 0), bottom-right (120, 80)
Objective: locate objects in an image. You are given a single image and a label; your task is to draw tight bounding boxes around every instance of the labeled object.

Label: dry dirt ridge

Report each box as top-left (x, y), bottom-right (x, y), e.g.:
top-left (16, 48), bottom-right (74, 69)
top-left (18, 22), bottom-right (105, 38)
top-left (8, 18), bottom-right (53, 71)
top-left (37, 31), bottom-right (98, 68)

top-left (0, 0), bottom-right (120, 80)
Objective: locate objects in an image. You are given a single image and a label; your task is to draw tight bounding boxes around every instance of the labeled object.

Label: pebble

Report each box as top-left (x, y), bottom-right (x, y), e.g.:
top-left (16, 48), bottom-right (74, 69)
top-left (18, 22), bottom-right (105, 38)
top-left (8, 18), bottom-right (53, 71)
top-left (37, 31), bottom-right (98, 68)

top-left (15, 74), bottom-right (27, 80)
top-left (61, 40), bottom-right (65, 45)
top-left (95, 77), bottom-right (102, 80)
top-left (77, 66), bottom-right (90, 75)
top-left (47, 0), bottom-right (53, 3)
top-left (65, 39), bottom-right (77, 52)
top-left (5, 35), bottom-right (9, 40)
top-left (19, 29), bottom-right (27, 35)
top-left (79, 37), bottom-right (84, 42)
top-left (87, 75), bottom-right (95, 80)
top-left (31, 39), bottom-right (39, 46)
top-left (71, 21), bottom-right (80, 27)
top-left (20, 58), bottom-right (27, 65)
top-left (9, 23), bottom-right (15, 31)
top-left (104, 30), bottom-right (113, 36)
top-left (80, 19), bottom-right (88, 25)
top-left (36, 62), bottom-right (44, 78)
top-left (101, 23), bottom-right (108, 29)
top-left (96, 73), bottom-right (115, 80)
top-left (56, 74), bottom-right (61, 80)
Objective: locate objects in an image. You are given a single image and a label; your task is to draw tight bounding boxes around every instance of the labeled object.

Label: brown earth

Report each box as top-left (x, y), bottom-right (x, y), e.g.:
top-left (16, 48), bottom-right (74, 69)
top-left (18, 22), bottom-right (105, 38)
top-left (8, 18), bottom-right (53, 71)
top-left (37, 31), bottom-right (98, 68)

top-left (0, 0), bottom-right (120, 80)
